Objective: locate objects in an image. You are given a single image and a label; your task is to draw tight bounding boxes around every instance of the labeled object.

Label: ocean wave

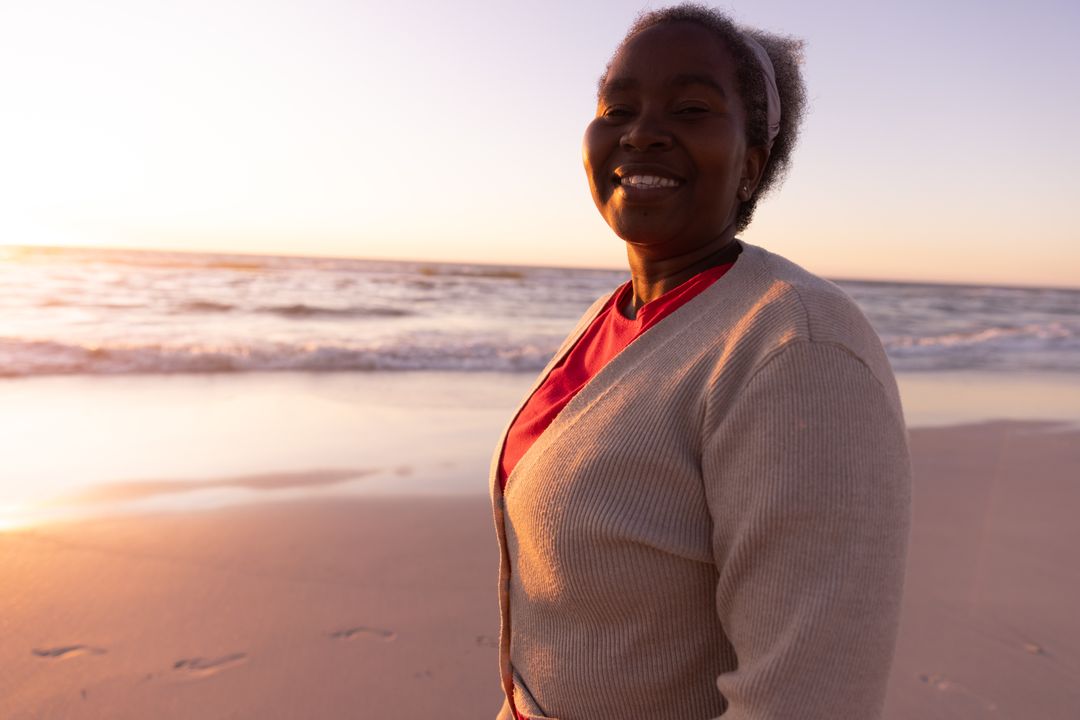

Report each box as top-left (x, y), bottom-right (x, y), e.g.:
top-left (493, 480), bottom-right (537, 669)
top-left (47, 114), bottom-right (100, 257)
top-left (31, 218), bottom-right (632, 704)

top-left (5, 246), bottom-right (1079, 377)
top-left (2, 327), bottom-right (1077, 376)
top-left (884, 322), bottom-right (1080, 371)
top-left (0, 337), bottom-right (554, 377)
top-left (37, 298), bottom-right (147, 310)
top-left (417, 265), bottom-right (526, 280)
top-left (886, 322), bottom-right (1072, 351)
top-left (29, 299), bottom-right (413, 319)
top-left (178, 300), bottom-right (234, 313)
top-left (202, 260), bottom-right (270, 271)
top-left (167, 301), bottom-right (414, 318)
top-left (257, 303), bottom-right (411, 319)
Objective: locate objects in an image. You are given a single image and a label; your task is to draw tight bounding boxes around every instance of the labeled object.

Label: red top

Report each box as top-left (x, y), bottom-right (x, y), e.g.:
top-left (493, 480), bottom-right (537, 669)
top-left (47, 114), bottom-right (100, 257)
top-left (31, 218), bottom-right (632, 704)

top-left (499, 261), bottom-right (734, 491)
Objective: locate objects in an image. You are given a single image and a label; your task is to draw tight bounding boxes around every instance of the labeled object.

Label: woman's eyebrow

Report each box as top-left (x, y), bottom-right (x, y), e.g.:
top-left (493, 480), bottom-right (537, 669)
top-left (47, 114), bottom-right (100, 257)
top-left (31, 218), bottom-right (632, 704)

top-left (599, 77), bottom-right (637, 97)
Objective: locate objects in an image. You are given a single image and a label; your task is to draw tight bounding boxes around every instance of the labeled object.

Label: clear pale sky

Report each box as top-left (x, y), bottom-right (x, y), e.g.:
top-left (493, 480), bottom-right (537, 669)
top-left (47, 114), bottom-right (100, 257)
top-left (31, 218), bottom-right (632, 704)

top-left (2, 0), bottom-right (1078, 287)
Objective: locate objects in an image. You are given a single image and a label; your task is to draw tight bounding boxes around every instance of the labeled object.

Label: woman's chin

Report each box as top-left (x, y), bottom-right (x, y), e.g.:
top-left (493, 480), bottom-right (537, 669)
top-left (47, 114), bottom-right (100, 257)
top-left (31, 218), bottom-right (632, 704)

top-left (610, 220), bottom-right (679, 249)
top-left (615, 227), bottom-right (704, 259)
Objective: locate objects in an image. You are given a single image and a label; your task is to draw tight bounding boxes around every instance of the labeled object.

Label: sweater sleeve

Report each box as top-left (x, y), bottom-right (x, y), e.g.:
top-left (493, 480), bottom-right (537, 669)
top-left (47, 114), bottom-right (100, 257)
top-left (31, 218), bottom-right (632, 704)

top-left (701, 340), bottom-right (911, 720)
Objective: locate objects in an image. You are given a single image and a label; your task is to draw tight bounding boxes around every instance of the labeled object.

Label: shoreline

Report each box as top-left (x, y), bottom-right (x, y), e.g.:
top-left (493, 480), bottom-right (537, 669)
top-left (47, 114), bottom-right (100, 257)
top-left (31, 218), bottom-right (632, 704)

top-left (1, 369), bottom-right (1078, 520)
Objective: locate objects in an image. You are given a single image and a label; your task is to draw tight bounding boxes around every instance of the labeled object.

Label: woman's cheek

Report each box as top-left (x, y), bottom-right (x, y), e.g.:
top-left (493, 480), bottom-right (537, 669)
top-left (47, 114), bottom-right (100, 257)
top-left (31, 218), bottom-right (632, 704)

top-left (582, 120), bottom-right (613, 198)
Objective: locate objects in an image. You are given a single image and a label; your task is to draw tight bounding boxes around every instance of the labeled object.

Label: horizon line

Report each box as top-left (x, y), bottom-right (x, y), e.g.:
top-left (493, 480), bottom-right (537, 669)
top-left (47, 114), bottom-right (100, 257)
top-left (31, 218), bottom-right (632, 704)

top-left (4, 242), bottom-right (1079, 294)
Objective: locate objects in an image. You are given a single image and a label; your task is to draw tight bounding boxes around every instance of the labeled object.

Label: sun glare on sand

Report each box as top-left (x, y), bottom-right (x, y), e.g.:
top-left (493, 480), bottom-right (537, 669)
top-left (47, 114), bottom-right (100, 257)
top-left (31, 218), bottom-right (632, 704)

top-left (0, 506), bottom-right (35, 532)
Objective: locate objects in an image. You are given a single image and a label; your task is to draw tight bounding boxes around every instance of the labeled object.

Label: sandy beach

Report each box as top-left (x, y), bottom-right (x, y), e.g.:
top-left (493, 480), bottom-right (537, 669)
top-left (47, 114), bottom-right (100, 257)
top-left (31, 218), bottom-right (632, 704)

top-left (2, 419), bottom-right (1078, 719)
top-left (1, 496), bottom-right (504, 719)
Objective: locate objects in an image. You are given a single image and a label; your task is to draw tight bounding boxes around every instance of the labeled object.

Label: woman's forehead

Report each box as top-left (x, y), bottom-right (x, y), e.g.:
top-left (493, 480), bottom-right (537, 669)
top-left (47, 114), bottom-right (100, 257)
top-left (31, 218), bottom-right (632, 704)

top-left (604, 23), bottom-right (737, 92)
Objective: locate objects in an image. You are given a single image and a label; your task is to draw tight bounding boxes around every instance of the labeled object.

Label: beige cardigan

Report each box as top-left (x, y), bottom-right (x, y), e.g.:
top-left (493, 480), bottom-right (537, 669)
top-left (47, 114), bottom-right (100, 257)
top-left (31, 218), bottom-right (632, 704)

top-left (490, 243), bottom-right (911, 720)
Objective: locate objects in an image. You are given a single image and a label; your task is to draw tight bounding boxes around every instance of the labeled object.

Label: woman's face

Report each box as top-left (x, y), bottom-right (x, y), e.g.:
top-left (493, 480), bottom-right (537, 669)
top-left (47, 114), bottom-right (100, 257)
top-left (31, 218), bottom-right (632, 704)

top-left (583, 22), bottom-right (757, 257)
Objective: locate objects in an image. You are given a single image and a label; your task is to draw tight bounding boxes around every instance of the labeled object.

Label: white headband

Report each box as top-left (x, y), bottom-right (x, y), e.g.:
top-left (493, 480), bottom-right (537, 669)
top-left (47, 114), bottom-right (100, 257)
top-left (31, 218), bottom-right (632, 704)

top-left (742, 33), bottom-right (781, 149)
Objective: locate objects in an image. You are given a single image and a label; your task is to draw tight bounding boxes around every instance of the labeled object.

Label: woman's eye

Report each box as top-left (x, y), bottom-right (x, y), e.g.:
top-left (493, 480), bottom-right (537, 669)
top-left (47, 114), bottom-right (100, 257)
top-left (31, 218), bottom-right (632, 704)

top-left (603, 106), bottom-right (632, 119)
top-left (676, 105), bottom-right (709, 115)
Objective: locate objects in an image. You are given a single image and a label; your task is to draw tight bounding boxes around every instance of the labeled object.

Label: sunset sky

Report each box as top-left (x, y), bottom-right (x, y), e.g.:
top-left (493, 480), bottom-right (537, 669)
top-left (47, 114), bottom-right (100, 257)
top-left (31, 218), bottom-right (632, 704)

top-left (2, 0), bottom-right (1078, 287)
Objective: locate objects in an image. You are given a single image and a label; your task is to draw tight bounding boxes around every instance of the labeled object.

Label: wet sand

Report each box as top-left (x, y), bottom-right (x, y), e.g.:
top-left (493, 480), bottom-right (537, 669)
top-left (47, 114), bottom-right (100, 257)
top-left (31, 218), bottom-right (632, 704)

top-left (2, 420), bottom-right (1079, 719)
top-left (888, 420), bottom-right (1080, 718)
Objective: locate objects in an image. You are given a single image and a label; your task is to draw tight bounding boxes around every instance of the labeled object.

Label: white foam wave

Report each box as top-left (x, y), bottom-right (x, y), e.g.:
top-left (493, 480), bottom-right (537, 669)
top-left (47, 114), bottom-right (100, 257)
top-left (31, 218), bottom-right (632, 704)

top-left (884, 322), bottom-right (1079, 371)
top-left (0, 337), bottom-right (555, 377)
top-left (887, 322), bottom-right (1072, 350)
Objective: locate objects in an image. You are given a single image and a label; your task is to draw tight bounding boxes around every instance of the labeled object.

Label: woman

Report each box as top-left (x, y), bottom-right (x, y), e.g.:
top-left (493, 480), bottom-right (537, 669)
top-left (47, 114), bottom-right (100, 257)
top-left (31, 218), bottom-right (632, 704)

top-left (490, 5), bottom-right (911, 719)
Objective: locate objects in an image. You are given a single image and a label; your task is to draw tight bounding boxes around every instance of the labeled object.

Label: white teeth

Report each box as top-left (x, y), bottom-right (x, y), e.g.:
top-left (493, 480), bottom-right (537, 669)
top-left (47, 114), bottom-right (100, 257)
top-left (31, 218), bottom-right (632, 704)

top-left (621, 175), bottom-right (679, 189)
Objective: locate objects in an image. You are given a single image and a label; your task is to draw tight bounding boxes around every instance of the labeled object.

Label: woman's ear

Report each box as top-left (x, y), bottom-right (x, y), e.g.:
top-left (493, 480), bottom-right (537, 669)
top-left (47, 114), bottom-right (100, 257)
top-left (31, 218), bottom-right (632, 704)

top-left (738, 145), bottom-right (770, 201)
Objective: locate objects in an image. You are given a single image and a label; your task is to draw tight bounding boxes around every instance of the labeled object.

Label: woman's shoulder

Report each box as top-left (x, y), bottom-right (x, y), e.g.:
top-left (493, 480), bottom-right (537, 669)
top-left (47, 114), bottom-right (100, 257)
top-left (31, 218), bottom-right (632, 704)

top-left (738, 243), bottom-right (859, 315)
top-left (702, 243), bottom-right (897, 388)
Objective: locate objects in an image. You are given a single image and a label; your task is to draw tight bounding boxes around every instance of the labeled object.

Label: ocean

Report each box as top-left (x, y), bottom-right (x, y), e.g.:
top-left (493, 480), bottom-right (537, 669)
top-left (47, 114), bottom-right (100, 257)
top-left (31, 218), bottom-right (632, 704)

top-left (1, 244), bottom-right (1079, 524)
top-left (2, 245), bottom-right (1078, 377)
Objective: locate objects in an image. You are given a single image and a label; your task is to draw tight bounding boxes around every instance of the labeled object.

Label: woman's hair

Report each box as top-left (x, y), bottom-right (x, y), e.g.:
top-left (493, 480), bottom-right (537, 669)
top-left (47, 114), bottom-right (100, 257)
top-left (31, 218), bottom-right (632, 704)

top-left (600, 3), bottom-right (808, 231)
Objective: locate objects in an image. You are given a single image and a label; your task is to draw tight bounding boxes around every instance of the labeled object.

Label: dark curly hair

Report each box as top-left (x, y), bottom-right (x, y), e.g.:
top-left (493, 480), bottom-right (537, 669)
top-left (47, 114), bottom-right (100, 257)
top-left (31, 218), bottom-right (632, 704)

top-left (598, 3), bottom-right (808, 231)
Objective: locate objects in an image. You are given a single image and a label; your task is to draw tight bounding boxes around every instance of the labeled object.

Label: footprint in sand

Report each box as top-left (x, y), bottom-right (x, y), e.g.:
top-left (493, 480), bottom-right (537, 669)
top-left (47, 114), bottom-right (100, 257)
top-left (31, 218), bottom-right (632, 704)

top-left (173, 653), bottom-right (248, 677)
top-left (917, 672), bottom-right (998, 711)
top-left (32, 645), bottom-right (107, 659)
top-left (329, 626), bottom-right (397, 642)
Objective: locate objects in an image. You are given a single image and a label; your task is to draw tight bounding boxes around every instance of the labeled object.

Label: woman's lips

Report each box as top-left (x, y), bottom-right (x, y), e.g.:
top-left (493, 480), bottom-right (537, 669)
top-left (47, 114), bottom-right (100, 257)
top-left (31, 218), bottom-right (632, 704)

top-left (613, 173), bottom-right (684, 203)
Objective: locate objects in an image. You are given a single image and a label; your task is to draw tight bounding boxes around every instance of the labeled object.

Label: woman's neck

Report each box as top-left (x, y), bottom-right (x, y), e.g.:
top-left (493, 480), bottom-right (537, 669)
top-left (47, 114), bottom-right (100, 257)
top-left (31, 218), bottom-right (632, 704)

top-left (622, 238), bottom-right (742, 319)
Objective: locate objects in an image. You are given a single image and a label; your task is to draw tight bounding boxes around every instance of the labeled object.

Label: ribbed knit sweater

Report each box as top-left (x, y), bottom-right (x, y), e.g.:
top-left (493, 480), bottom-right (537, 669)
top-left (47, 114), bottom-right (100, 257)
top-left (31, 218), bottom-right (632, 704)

top-left (489, 242), bottom-right (912, 720)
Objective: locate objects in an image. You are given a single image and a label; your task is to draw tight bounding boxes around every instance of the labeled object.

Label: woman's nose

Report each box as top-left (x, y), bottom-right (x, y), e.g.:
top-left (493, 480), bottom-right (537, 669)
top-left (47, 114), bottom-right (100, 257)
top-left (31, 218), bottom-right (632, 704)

top-left (620, 113), bottom-right (673, 152)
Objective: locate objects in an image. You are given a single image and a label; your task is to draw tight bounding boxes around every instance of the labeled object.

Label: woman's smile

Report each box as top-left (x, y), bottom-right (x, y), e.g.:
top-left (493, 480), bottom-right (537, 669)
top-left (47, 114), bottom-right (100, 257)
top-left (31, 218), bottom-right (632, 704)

top-left (613, 164), bottom-right (685, 203)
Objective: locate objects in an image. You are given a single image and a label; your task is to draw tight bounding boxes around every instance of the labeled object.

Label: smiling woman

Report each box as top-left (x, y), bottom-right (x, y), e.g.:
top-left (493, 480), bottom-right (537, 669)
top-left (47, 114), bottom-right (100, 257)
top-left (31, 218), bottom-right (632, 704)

top-left (582, 12), bottom-right (806, 293)
top-left (490, 4), bottom-right (910, 720)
